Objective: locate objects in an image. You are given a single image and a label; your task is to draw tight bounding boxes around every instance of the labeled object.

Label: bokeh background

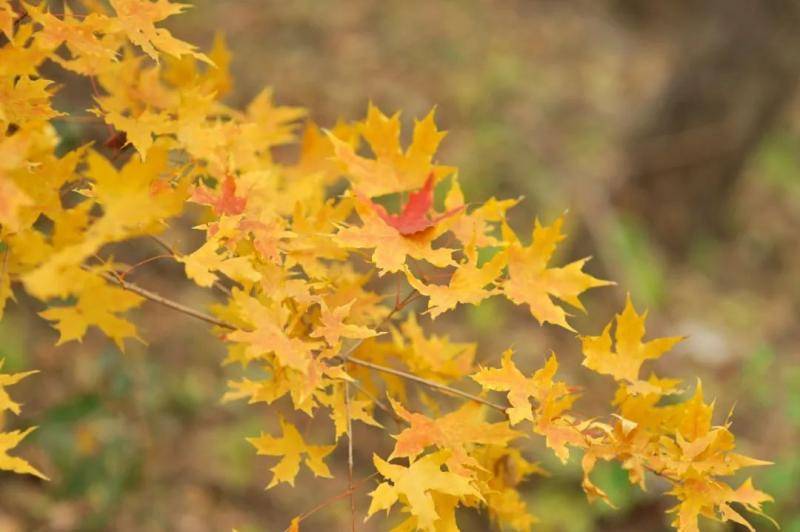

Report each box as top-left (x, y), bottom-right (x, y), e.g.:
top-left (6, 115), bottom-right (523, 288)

top-left (2, 0), bottom-right (800, 530)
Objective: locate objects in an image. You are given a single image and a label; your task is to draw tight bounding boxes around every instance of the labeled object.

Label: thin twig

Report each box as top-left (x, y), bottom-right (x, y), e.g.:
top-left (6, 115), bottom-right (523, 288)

top-left (344, 380), bottom-right (357, 532)
top-left (119, 254), bottom-right (173, 280)
top-left (348, 380), bottom-right (399, 423)
top-left (148, 235), bottom-right (232, 297)
top-left (284, 472), bottom-right (379, 532)
top-left (346, 356), bottom-right (506, 412)
top-left (337, 289), bottom-right (418, 361)
top-left (149, 234), bottom-right (177, 255)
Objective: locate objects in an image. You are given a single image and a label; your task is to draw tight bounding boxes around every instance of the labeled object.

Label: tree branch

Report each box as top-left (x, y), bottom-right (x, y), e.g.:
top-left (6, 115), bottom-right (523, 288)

top-left (96, 268), bottom-right (678, 488)
top-left (96, 270), bottom-right (504, 412)
top-left (93, 269), bottom-right (236, 330)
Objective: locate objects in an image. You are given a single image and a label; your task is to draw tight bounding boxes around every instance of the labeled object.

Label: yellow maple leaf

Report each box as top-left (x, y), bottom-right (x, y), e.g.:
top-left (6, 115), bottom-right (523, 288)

top-left (367, 451), bottom-right (482, 531)
top-left (0, 360), bottom-right (36, 416)
top-left (226, 295), bottom-right (320, 373)
top-left (243, 88), bottom-right (307, 148)
top-left (162, 31), bottom-right (232, 96)
top-left (472, 445), bottom-right (543, 531)
top-left (329, 104), bottom-right (454, 197)
top-left (0, 0), bottom-right (14, 40)
top-left (95, 107), bottom-right (168, 160)
top-left (23, 146), bottom-right (188, 300)
top-left (310, 300), bottom-right (379, 347)
top-left (6, 140), bottom-right (87, 228)
top-left (406, 238), bottom-right (506, 319)
top-left (581, 294), bottom-right (683, 389)
top-left (0, 75), bottom-right (63, 124)
top-left (0, 21), bottom-right (50, 79)
top-left (26, 5), bottom-right (117, 66)
top-left (472, 349), bottom-right (545, 426)
top-left (0, 427), bottom-right (47, 479)
top-left (178, 216), bottom-right (262, 288)
top-left (392, 313), bottom-right (476, 382)
top-left (668, 476), bottom-right (774, 532)
top-left (284, 199), bottom-right (353, 278)
top-left (441, 175), bottom-right (520, 248)
top-left (392, 493), bottom-right (461, 532)
top-left (290, 120), bottom-right (358, 185)
top-left (501, 215), bottom-right (611, 331)
top-left (659, 381), bottom-right (714, 441)
top-left (39, 270), bottom-right (144, 350)
top-left (320, 383), bottom-right (383, 440)
top-left (109, 0), bottom-right (212, 64)
top-left (0, 175), bottom-right (33, 234)
top-left (223, 358), bottom-right (340, 416)
top-left (0, 263), bottom-right (11, 321)
top-left (93, 49), bottom-right (173, 111)
top-left (206, 32), bottom-right (232, 96)
top-left (247, 417), bottom-right (335, 489)
top-left (472, 350), bottom-right (583, 462)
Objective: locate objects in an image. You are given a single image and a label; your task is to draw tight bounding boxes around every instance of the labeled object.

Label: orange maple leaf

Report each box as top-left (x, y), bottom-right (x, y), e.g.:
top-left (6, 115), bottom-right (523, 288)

top-left (388, 399), bottom-right (520, 475)
top-left (334, 194), bottom-right (456, 275)
top-left (190, 175), bottom-right (247, 216)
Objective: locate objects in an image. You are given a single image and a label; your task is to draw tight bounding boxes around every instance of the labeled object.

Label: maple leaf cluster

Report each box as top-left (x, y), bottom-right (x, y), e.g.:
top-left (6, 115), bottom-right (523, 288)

top-left (0, 1), bottom-right (774, 531)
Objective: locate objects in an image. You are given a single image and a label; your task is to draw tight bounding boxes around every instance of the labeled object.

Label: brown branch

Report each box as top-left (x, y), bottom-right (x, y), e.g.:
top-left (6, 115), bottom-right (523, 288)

top-left (93, 268), bottom-right (236, 330)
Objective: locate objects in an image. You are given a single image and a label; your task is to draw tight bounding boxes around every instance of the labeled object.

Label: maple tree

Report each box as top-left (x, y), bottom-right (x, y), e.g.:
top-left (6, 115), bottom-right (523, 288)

top-left (0, 1), bottom-right (775, 530)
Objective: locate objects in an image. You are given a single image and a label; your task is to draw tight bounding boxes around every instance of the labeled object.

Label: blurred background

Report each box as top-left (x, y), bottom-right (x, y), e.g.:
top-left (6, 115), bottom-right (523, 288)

top-left (2, 0), bottom-right (800, 530)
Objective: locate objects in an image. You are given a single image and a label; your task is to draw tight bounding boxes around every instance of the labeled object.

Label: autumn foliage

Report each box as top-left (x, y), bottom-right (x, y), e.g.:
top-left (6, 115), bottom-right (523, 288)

top-left (0, 1), bottom-right (776, 531)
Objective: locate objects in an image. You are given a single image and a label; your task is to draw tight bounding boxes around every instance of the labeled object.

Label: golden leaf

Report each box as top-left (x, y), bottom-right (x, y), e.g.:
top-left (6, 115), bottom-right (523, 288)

top-left (501, 215), bottom-right (611, 330)
top-left (581, 294), bottom-right (683, 389)
top-left (329, 104), bottom-right (454, 198)
top-left (367, 452), bottom-right (482, 531)
top-left (247, 417), bottom-right (335, 489)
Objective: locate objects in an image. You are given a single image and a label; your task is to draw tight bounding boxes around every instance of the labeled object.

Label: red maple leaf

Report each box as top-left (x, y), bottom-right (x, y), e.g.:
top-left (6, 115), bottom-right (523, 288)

top-left (369, 174), bottom-right (462, 235)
